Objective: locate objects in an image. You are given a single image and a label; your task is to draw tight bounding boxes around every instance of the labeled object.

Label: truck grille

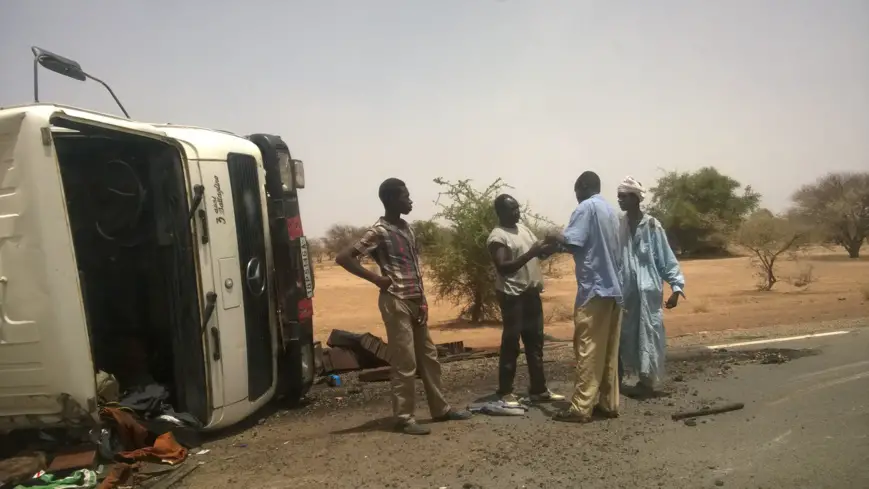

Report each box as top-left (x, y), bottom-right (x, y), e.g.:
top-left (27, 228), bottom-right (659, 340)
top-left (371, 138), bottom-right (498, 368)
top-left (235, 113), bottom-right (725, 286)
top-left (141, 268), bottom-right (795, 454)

top-left (227, 153), bottom-right (273, 401)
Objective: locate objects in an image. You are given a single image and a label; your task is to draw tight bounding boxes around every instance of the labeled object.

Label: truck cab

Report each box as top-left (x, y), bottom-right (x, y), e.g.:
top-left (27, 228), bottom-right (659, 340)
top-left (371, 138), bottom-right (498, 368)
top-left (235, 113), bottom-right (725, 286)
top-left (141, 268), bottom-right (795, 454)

top-left (0, 49), bottom-right (315, 432)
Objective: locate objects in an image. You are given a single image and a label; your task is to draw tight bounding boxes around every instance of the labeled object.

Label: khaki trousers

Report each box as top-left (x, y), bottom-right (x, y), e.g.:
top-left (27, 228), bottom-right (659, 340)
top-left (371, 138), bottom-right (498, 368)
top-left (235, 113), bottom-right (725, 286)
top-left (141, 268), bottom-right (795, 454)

top-left (379, 292), bottom-right (450, 421)
top-left (569, 296), bottom-right (622, 417)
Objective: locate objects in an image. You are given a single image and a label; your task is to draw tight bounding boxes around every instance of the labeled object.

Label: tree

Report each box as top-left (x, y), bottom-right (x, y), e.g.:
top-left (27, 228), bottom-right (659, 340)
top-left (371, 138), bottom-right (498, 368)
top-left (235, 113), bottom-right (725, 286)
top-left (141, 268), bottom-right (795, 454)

top-left (649, 167), bottom-right (761, 256)
top-left (308, 238), bottom-right (326, 263)
top-left (323, 224), bottom-right (368, 259)
top-left (426, 178), bottom-right (556, 323)
top-left (426, 178), bottom-right (504, 323)
top-left (411, 220), bottom-right (449, 256)
top-left (790, 172), bottom-right (869, 259)
top-left (736, 209), bottom-right (809, 291)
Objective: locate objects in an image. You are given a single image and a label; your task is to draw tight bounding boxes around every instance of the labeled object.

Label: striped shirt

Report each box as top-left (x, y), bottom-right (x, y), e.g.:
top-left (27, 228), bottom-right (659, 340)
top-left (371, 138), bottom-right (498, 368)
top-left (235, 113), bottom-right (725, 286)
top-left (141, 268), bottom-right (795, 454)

top-left (353, 218), bottom-right (425, 300)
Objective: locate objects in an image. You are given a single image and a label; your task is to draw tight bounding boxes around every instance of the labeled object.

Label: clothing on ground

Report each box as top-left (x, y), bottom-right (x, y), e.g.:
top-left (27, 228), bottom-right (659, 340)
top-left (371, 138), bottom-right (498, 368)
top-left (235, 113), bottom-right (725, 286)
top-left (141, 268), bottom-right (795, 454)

top-left (619, 213), bottom-right (684, 386)
top-left (562, 194), bottom-right (622, 307)
top-left (569, 296), bottom-right (622, 417)
top-left (468, 400), bottom-right (529, 416)
top-left (13, 469), bottom-right (97, 489)
top-left (353, 217), bottom-right (425, 300)
top-left (118, 432), bottom-right (187, 466)
top-left (486, 223), bottom-right (544, 295)
top-left (379, 292), bottom-right (450, 420)
top-left (496, 290), bottom-right (547, 396)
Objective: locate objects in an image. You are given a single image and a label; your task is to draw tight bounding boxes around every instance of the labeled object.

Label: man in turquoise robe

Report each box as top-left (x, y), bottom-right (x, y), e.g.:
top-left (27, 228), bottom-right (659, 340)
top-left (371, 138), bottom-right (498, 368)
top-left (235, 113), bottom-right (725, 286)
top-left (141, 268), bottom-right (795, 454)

top-left (617, 176), bottom-right (685, 394)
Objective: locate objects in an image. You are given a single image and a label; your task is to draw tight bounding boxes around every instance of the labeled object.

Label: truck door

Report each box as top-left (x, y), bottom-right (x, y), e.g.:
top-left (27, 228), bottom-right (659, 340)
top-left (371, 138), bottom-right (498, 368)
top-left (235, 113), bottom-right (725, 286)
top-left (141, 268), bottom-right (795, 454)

top-left (194, 159), bottom-right (251, 408)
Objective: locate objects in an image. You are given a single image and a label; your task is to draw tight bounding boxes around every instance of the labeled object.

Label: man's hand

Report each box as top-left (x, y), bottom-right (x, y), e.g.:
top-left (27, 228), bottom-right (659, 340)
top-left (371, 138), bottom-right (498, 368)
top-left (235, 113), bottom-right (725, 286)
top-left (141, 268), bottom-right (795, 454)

top-left (529, 240), bottom-right (546, 257)
top-left (417, 297), bottom-right (429, 327)
top-left (539, 243), bottom-right (559, 258)
top-left (374, 276), bottom-right (393, 291)
top-left (665, 291), bottom-right (683, 309)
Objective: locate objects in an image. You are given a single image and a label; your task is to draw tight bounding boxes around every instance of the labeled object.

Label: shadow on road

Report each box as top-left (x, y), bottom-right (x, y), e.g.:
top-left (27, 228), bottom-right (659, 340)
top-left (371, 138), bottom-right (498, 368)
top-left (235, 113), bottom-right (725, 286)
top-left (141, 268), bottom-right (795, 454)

top-left (330, 416), bottom-right (397, 435)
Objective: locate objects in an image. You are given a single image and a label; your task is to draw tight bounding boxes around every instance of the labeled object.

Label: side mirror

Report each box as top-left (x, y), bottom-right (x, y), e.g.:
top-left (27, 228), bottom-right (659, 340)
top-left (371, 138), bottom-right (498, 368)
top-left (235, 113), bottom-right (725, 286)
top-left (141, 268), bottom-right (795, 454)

top-left (292, 159), bottom-right (305, 189)
top-left (31, 46), bottom-right (130, 118)
top-left (32, 47), bottom-right (87, 82)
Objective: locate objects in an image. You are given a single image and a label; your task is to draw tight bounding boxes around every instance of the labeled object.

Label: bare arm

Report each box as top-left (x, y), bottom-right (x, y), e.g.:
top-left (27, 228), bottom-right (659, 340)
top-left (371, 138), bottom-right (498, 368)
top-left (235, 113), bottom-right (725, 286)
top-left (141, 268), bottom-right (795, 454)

top-left (488, 241), bottom-right (543, 276)
top-left (335, 229), bottom-right (392, 290)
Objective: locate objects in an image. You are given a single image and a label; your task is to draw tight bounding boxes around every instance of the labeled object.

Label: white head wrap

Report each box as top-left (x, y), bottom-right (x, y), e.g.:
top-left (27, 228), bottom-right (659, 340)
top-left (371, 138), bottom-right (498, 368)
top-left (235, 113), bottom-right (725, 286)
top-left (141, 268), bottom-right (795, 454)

top-left (617, 176), bottom-right (646, 201)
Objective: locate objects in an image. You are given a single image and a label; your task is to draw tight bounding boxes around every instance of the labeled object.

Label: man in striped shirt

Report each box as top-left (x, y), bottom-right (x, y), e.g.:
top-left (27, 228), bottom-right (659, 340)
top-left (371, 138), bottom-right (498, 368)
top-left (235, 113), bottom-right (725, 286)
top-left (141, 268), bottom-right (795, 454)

top-left (336, 178), bottom-right (471, 435)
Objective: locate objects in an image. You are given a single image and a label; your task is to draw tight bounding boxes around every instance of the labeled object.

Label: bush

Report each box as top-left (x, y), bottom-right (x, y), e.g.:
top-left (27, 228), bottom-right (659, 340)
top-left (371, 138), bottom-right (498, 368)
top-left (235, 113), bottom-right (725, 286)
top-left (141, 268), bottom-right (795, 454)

top-left (426, 178), bottom-right (504, 323)
top-left (425, 178), bottom-right (554, 323)
top-left (322, 224), bottom-right (368, 259)
top-left (790, 172), bottom-right (869, 259)
top-left (649, 167), bottom-right (760, 256)
top-left (736, 210), bottom-right (809, 291)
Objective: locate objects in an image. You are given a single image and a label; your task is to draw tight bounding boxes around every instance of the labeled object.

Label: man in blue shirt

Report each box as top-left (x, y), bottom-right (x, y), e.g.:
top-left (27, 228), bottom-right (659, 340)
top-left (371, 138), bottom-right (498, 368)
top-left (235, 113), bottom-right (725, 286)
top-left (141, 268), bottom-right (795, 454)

top-left (546, 171), bottom-right (623, 423)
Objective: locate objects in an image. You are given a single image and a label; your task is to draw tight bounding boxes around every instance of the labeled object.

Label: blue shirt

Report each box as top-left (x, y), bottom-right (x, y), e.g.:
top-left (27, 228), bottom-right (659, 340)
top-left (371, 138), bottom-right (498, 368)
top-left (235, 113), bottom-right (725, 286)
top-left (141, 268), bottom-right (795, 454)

top-left (563, 194), bottom-right (622, 307)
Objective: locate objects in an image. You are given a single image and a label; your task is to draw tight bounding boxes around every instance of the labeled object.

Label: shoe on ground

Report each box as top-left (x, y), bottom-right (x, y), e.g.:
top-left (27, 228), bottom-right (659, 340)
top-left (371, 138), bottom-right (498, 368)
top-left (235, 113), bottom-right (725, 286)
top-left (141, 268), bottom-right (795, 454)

top-left (396, 419), bottom-right (431, 435)
top-left (593, 406), bottom-right (620, 418)
top-left (433, 409), bottom-right (473, 422)
top-left (499, 393), bottom-right (521, 405)
top-left (552, 409), bottom-right (592, 424)
top-left (529, 390), bottom-right (566, 403)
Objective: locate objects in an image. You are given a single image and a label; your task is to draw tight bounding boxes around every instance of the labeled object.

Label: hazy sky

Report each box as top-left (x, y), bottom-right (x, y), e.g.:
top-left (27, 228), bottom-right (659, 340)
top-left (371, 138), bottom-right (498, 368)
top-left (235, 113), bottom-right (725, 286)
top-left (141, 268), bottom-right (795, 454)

top-left (2, 1), bottom-right (867, 236)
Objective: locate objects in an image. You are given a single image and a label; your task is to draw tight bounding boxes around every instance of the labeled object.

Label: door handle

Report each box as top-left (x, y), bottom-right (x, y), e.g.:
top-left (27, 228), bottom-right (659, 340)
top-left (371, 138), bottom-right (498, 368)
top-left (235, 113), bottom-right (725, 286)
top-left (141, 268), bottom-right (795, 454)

top-left (210, 326), bottom-right (221, 361)
top-left (197, 208), bottom-right (210, 244)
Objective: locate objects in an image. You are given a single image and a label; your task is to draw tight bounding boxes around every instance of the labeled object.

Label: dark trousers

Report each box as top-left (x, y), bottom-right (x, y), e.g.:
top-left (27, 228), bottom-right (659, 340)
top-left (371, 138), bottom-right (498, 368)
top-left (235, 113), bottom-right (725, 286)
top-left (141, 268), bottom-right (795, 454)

top-left (497, 289), bottom-right (547, 396)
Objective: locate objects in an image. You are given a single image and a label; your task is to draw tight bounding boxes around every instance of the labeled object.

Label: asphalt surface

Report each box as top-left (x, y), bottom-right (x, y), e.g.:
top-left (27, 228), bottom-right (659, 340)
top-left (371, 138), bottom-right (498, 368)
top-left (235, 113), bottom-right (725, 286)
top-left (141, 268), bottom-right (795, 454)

top-left (623, 328), bottom-right (869, 488)
top-left (185, 324), bottom-right (869, 489)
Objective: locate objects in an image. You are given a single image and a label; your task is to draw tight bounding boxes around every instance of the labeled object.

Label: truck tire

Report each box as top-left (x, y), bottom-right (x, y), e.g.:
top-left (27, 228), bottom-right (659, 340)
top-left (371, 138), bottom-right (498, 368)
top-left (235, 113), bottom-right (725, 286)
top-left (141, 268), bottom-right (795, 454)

top-left (276, 338), bottom-right (315, 405)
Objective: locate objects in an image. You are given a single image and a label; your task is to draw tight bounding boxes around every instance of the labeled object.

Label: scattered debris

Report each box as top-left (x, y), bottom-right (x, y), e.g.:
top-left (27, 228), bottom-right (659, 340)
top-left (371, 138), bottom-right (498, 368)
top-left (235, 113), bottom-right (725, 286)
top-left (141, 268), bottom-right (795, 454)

top-left (47, 447), bottom-right (96, 472)
top-left (672, 403), bottom-right (745, 421)
top-left (757, 351), bottom-right (789, 364)
top-left (359, 366), bottom-right (392, 383)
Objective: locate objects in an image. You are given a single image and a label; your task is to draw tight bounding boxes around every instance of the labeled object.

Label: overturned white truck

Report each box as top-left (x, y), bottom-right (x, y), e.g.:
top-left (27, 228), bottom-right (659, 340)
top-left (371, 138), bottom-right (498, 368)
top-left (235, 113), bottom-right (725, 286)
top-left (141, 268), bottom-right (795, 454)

top-left (0, 47), bottom-right (316, 433)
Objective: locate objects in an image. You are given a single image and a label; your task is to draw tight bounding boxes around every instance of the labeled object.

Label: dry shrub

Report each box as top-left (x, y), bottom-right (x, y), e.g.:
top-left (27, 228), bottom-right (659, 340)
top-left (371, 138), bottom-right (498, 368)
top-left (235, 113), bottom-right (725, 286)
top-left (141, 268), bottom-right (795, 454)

top-left (790, 264), bottom-right (817, 289)
top-left (545, 304), bottom-right (574, 324)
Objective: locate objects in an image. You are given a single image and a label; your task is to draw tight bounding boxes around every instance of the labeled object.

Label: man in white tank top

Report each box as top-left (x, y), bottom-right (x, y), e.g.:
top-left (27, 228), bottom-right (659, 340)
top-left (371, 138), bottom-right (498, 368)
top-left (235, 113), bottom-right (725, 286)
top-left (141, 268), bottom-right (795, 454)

top-left (487, 194), bottom-right (564, 404)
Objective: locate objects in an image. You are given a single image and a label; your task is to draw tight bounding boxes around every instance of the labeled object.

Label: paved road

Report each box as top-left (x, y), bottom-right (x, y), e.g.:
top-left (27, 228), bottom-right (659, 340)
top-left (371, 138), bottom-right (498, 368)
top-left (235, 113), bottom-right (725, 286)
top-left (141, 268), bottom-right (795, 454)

top-left (186, 325), bottom-right (869, 489)
top-left (627, 328), bottom-right (869, 488)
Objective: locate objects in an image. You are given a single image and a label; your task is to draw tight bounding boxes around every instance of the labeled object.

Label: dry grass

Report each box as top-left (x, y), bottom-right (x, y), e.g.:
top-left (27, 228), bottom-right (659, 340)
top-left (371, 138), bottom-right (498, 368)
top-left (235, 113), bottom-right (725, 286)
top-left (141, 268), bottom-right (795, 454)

top-left (312, 250), bottom-right (869, 348)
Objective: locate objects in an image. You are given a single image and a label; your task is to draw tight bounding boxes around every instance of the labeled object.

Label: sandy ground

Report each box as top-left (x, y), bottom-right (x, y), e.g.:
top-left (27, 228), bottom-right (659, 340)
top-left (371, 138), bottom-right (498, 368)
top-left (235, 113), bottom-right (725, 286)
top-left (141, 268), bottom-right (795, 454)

top-left (312, 250), bottom-right (869, 347)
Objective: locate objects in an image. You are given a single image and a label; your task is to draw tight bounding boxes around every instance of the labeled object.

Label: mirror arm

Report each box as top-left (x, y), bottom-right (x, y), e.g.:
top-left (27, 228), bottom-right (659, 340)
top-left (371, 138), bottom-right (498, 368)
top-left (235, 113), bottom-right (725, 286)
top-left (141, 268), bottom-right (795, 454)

top-left (33, 58), bottom-right (40, 103)
top-left (84, 73), bottom-right (130, 119)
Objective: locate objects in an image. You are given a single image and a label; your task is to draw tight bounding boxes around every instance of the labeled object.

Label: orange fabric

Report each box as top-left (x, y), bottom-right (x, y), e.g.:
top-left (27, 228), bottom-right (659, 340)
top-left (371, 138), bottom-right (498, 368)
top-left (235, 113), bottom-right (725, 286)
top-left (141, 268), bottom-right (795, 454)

top-left (96, 463), bottom-right (133, 489)
top-left (100, 407), bottom-right (150, 450)
top-left (119, 432), bottom-right (187, 465)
